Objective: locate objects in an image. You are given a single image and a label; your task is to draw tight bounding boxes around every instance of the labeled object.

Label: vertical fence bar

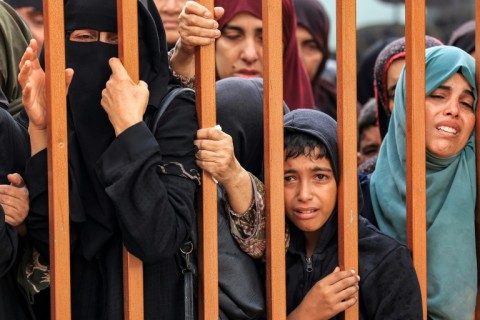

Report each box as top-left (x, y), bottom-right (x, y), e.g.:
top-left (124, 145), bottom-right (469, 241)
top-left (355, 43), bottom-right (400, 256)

top-left (405, 0), bottom-right (427, 318)
top-left (43, 0), bottom-right (71, 319)
top-left (262, 0), bottom-right (286, 319)
top-left (194, 0), bottom-right (218, 319)
top-left (475, 2), bottom-right (480, 319)
top-left (335, 0), bottom-right (358, 318)
top-left (117, 0), bottom-right (145, 319)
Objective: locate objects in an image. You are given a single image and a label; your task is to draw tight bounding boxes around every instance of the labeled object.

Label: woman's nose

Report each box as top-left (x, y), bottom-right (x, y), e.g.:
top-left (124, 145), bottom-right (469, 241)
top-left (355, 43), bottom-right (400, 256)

top-left (240, 40), bottom-right (260, 63)
top-left (443, 99), bottom-right (460, 117)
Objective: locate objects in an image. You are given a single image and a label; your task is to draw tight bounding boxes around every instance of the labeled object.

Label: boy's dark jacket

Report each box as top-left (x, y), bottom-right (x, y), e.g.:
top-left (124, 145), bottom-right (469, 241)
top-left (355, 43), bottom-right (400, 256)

top-left (283, 109), bottom-right (422, 319)
top-left (286, 216), bottom-right (423, 319)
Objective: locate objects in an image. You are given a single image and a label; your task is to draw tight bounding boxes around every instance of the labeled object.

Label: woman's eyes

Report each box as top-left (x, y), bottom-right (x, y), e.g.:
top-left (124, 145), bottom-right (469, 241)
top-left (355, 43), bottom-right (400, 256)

top-left (429, 94), bottom-right (444, 100)
top-left (70, 31), bottom-right (96, 41)
top-left (222, 31), bottom-right (242, 41)
top-left (429, 94), bottom-right (474, 110)
top-left (460, 100), bottom-right (474, 109)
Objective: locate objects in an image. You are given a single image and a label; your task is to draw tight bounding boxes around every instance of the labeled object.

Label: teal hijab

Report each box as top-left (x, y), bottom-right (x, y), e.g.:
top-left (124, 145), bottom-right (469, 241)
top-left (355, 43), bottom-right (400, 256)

top-left (370, 46), bottom-right (477, 320)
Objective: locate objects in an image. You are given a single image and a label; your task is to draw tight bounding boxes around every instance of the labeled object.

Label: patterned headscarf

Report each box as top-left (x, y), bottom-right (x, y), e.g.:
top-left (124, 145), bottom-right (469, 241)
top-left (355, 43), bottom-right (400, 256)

top-left (373, 36), bottom-right (443, 139)
top-left (216, 0), bottom-right (315, 110)
top-left (371, 46), bottom-right (477, 319)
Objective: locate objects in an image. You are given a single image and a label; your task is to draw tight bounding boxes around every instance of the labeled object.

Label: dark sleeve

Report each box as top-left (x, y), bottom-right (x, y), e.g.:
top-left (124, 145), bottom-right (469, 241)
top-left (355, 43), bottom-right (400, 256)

top-left (360, 245), bottom-right (423, 319)
top-left (23, 150), bottom-right (50, 260)
top-left (0, 108), bottom-right (29, 184)
top-left (95, 94), bottom-right (200, 263)
top-left (0, 211), bottom-right (18, 277)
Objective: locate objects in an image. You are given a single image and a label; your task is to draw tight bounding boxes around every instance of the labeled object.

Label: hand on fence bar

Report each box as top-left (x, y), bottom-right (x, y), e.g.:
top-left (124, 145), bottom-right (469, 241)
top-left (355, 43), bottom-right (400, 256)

top-left (170, 1), bottom-right (223, 79)
top-left (178, 1), bottom-right (223, 53)
top-left (100, 58), bottom-right (149, 137)
top-left (194, 126), bottom-right (253, 213)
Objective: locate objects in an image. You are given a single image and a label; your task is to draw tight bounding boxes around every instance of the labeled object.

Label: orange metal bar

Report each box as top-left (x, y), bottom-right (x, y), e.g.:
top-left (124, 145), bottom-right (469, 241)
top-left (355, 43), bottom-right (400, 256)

top-left (336, 0), bottom-right (359, 318)
top-left (117, 0), bottom-right (145, 319)
top-left (194, 0), bottom-right (218, 319)
top-left (262, 0), bottom-right (286, 319)
top-left (405, 0), bottom-right (427, 319)
top-left (43, 0), bottom-right (71, 318)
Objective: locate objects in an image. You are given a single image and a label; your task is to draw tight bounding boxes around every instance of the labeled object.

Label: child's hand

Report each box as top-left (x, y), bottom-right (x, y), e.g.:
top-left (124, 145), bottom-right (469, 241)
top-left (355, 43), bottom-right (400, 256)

top-left (288, 267), bottom-right (359, 320)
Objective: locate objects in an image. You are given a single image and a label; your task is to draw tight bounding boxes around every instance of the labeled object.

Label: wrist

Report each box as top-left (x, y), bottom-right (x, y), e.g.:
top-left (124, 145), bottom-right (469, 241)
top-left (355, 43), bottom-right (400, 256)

top-left (222, 162), bottom-right (248, 191)
top-left (28, 126), bottom-right (48, 155)
top-left (114, 119), bottom-right (142, 137)
top-left (169, 42), bottom-right (196, 80)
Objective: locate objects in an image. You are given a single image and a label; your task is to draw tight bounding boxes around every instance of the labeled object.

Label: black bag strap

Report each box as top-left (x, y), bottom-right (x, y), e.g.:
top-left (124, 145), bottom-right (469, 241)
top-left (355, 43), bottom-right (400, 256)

top-left (148, 86), bottom-right (197, 320)
top-left (179, 241), bottom-right (195, 320)
top-left (148, 87), bottom-right (195, 133)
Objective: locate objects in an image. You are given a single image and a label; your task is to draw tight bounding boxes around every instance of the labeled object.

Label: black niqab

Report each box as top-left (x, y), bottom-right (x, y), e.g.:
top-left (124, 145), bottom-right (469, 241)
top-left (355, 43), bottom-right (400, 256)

top-left (59, 0), bottom-right (170, 258)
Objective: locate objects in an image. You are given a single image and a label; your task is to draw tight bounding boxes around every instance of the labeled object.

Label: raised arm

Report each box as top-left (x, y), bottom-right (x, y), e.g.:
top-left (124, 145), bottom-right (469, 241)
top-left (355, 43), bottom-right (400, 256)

top-left (18, 39), bottom-right (74, 155)
top-left (194, 127), bottom-right (252, 213)
top-left (194, 126), bottom-right (269, 258)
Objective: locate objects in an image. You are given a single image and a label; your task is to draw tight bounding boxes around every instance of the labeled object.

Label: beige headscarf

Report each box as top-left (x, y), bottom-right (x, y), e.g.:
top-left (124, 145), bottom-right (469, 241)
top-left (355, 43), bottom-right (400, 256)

top-left (0, 1), bottom-right (32, 115)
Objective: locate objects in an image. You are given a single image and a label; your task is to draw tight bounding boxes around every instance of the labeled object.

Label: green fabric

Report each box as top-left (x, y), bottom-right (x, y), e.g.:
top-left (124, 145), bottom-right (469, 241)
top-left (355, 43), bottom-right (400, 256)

top-left (371, 45), bottom-right (477, 320)
top-left (0, 1), bottom-right (31, 115)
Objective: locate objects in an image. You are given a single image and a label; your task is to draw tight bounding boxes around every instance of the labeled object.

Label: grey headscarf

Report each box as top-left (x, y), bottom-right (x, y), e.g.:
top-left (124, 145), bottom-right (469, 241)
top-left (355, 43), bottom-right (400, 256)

top-left (0, 1), bottom-right (32, 115)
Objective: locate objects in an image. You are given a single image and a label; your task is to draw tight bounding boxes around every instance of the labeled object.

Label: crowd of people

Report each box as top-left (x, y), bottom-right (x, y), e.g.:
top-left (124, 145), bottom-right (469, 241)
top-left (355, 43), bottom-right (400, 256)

top-left (0, 0), bottom-right (477, 319)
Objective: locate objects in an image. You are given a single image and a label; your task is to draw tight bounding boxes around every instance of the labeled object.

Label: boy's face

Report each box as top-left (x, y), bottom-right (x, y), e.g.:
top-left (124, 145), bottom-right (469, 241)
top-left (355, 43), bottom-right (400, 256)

top-left (284, 147), bottom-right (337, 236)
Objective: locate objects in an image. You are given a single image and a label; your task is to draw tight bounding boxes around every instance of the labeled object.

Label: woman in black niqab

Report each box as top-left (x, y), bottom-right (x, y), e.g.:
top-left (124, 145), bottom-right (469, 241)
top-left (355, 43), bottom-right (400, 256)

top-left (20, 0), bottom-right (200, 318)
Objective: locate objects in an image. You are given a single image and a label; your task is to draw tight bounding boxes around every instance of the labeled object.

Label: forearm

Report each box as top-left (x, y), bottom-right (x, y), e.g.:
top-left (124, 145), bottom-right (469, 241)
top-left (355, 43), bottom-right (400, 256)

top-left (227, 174), bottom-right (266, 259)
top-left (222, 166), bottom-right (253, 214)
top-left (169, 42), bottom-right (196, 79)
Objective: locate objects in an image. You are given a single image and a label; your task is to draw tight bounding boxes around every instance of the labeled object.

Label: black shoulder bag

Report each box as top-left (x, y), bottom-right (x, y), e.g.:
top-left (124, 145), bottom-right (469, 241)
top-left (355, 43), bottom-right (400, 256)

top-left (148, 86), bottom-right (265, 320)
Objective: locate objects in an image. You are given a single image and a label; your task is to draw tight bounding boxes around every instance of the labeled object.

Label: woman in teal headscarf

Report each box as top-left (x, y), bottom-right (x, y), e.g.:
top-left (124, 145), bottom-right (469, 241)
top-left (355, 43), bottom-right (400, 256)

top-left (370, 45), bottom-right (477, 319)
